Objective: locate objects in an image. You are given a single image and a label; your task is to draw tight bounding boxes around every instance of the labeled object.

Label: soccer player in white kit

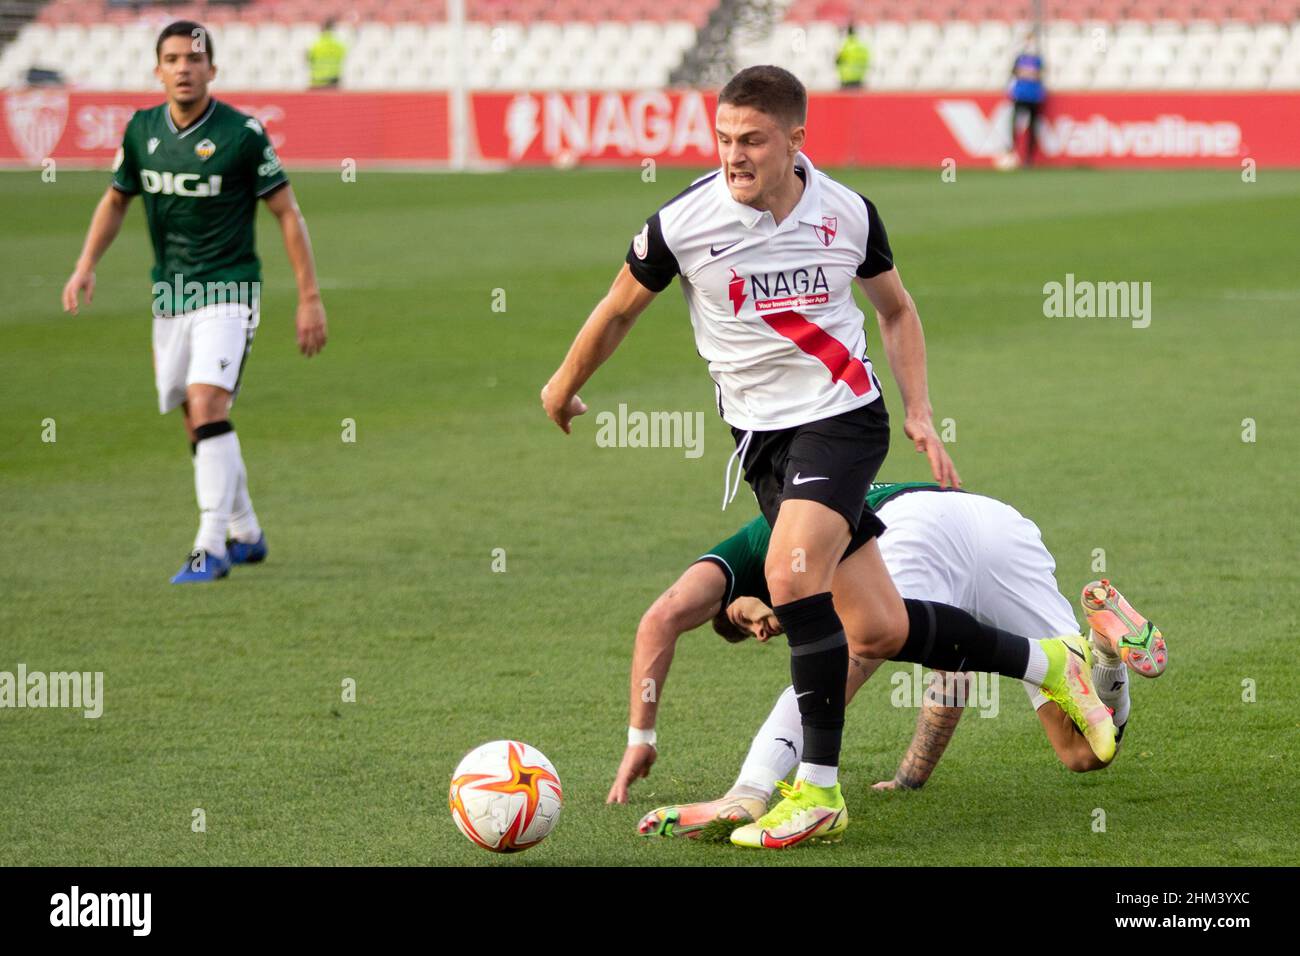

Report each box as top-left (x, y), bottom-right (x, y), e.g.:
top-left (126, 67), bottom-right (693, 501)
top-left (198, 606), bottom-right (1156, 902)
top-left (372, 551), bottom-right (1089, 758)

top-left (598, 484), bottom-right (1166, 839)
top-left (543, 66), bottom-right (1113, 848)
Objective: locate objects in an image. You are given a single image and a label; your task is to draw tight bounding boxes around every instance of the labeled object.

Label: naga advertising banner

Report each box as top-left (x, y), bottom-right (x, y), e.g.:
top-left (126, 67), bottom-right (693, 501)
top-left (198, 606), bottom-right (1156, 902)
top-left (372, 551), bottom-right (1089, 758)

top-left (470, 90), bottom-right (1300, 168)
top-left (3, 88), bottom-right (1296, 168)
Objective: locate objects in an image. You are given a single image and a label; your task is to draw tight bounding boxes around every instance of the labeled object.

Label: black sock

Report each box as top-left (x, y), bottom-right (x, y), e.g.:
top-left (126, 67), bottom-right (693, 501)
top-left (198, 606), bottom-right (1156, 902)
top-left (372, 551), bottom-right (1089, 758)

top-left (193, 419), bottom-right (234, 443)
top-left (896, 599), bottom-right (1031, 679)
top-left (773, 592), bottom-right (847, 768)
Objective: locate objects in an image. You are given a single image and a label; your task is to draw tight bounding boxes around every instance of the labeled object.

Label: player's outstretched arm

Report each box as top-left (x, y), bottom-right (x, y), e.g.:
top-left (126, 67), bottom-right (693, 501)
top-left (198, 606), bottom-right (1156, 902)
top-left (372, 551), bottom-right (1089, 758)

top-left (856, 269), bottom-right (961, 488)
top-left (542, 263), bottom-right (658, 434)
top-left (874, 672), bottom-right (966, 790)
top-left (62, 186), bottom-right (133, 315)
top-left (606, 561), bottom-right (727, 804)
top-left (264, 184), bottom-right (327, 357)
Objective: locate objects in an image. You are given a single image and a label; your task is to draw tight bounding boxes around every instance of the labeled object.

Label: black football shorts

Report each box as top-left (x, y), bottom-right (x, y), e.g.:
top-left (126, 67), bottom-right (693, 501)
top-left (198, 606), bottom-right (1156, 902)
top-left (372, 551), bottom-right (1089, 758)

top-left (730, 396), bottom-right (891, 560)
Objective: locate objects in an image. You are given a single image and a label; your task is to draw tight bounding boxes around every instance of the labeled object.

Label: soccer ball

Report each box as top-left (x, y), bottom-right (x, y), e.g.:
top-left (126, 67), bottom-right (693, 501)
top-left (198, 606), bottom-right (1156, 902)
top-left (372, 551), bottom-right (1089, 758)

top-left (449, 740), bottom-right (563, 853)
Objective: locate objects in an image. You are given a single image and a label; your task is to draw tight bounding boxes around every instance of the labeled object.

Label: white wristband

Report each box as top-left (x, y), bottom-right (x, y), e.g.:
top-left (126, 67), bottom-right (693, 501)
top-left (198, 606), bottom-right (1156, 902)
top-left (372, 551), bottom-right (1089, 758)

top-left (628, 727), bottom-right (657, 748)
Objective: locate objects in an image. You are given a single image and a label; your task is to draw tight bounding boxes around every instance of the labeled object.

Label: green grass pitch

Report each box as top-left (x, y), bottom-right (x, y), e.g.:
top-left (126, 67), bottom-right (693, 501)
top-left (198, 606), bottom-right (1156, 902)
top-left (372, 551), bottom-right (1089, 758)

top-left (1, 166), bottom-right (1296, 866)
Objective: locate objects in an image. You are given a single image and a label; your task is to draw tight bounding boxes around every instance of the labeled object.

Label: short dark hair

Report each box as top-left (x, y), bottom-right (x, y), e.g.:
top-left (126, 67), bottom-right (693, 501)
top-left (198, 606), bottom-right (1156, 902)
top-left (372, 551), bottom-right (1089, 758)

top-left (712, 612), bottom-right (750, 644)
top-left (718, 65), bottom-right (807, 128)
top-left (156, 21), bottom-right (213, 65)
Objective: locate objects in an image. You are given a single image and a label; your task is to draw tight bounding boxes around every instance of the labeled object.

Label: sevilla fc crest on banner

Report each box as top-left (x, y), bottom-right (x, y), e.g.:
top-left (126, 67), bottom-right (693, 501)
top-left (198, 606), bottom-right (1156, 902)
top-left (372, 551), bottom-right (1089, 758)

top-left (5, 89), bottom-right (69, 165)
top-left (812, 216), bottom-right (837, 247)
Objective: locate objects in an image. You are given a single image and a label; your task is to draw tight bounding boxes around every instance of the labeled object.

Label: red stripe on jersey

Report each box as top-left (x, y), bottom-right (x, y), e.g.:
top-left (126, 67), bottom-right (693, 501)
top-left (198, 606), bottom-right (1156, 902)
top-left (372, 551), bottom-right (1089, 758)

top-left (760, 310), bottom-right (874, 397)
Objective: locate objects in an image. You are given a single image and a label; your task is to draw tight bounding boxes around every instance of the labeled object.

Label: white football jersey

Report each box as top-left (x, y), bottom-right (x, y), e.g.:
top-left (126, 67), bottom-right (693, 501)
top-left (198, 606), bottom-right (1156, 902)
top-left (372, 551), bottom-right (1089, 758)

top-left (875, 489), bottom-right (1082, 711)
top-left (626, 152), bottom-right (895, 432)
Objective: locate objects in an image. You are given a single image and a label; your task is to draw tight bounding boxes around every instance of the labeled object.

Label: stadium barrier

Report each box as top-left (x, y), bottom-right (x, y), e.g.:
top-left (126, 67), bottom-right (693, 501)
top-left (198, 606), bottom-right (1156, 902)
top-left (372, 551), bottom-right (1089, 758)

top-left (4, 89), bottom-right (1298, 168)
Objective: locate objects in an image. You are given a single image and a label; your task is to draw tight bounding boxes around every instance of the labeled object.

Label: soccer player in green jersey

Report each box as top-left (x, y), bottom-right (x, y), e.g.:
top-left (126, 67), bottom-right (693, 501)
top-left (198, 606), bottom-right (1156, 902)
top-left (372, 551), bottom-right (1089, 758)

top-left (61, 21), bottom-right (327, 583)
top-left (604, 483), bottom-right (1167, 842)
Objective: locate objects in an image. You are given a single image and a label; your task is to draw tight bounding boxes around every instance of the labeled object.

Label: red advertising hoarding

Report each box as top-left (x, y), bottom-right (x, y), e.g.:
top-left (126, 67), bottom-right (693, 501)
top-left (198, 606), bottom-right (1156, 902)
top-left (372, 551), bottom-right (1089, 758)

top-left (0, 90), bottom-right (449, 166)
top-left (471, 90), bottom-right (1300, 168)
top-left (3, 88), bottom-right (1297, 168)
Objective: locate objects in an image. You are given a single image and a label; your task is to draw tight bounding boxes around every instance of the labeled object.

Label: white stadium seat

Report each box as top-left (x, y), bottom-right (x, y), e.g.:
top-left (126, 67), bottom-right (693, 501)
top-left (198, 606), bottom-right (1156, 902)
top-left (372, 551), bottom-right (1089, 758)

top-left (1, 17), bottom-right (1296, 94)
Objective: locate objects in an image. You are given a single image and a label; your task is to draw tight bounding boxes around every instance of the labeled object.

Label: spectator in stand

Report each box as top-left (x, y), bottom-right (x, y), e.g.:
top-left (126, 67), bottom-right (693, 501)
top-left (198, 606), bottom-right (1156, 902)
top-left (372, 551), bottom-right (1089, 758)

top-left (1008, 38), bottom-right (1046, 165)
top-left (308, 20), bottom-right (347, 89)
top-left (836, 25), bottom-right (870, 89)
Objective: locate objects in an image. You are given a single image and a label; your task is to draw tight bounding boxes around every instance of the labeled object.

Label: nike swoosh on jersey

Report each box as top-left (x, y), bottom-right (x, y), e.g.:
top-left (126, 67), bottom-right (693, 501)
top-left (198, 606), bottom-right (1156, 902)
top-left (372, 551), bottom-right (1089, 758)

top-left (791, 473), bottom-right (830, 485)
top-left (709, 239), bottom-right (742, 256)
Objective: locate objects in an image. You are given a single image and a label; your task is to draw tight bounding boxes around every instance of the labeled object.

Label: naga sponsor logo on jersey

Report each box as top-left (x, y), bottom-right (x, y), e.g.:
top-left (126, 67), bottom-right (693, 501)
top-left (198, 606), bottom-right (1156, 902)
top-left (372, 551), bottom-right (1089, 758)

top-left (140, 169), bottom-right (223, 196)
top-left (727, 268), bottom-right (747, 316)
top-left (732, 267), bottom-right (831, 314)
top-left (194, 137), bottom-right (216, 161)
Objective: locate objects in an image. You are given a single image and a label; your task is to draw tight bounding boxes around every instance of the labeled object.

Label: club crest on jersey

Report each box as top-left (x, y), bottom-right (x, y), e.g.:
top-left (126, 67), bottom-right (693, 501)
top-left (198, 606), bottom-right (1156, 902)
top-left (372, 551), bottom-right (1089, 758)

top-left (147, 137), bottom-right (160, 155)
top-left (194, 138), bottom-right (216, 161)
top-left (811, 216), bottom-right (837, 247)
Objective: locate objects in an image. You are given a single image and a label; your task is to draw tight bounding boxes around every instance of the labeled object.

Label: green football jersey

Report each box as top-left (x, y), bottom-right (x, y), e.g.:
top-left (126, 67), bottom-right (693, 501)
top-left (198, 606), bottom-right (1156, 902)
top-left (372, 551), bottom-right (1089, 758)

top-left (865, 481), bottom-right (941, 512)
top-left (111, 98), bottom-right (289, 317)
top-left (697, 482), bottom-right (949, 607)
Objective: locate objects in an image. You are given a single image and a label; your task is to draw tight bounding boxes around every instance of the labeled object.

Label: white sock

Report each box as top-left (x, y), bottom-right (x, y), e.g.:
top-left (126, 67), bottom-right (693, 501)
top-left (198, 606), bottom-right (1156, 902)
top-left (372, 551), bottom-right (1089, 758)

top-left (193, 429), bottom-right (241, 558)
top-left (1092, 660), bottom-right (1131, 729)
top-left (733, 685), bottom-right (803, 798)
top-left (1090, 628), bottom-right (1122, 666)
top-left (1024, 640), bottom-right (1050, 686)
top-left (795, 762), bottom-right (838, 788)
top-left (227, 449), bottom-right (262, 543)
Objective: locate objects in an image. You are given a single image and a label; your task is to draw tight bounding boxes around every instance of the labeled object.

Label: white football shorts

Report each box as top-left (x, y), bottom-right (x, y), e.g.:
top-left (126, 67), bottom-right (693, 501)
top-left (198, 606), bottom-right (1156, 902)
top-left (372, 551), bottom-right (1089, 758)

top-left (151, 302), bottom-right (257, 415)
top-left (876, 489), bottom-right (1082, 710)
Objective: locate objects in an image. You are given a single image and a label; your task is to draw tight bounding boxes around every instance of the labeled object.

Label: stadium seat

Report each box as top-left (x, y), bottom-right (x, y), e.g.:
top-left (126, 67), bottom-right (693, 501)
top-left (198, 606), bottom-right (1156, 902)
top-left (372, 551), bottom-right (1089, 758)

top-left (3, 0), bottom-right (1299, 93)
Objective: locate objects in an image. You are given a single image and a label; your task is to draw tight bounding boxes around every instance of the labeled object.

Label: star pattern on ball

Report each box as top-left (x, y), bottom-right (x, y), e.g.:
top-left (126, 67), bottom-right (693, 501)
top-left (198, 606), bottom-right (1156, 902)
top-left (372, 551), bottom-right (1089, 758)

top-left (477, 742), bottom-right (562, 849)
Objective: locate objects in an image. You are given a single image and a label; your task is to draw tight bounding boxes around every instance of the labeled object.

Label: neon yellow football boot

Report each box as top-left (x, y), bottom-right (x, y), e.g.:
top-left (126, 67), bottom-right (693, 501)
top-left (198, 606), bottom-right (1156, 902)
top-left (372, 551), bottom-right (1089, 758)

top-left (1039, 635), bottom-right (1117, 763)
top-left (729, 779), bottom-right (847, 849)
